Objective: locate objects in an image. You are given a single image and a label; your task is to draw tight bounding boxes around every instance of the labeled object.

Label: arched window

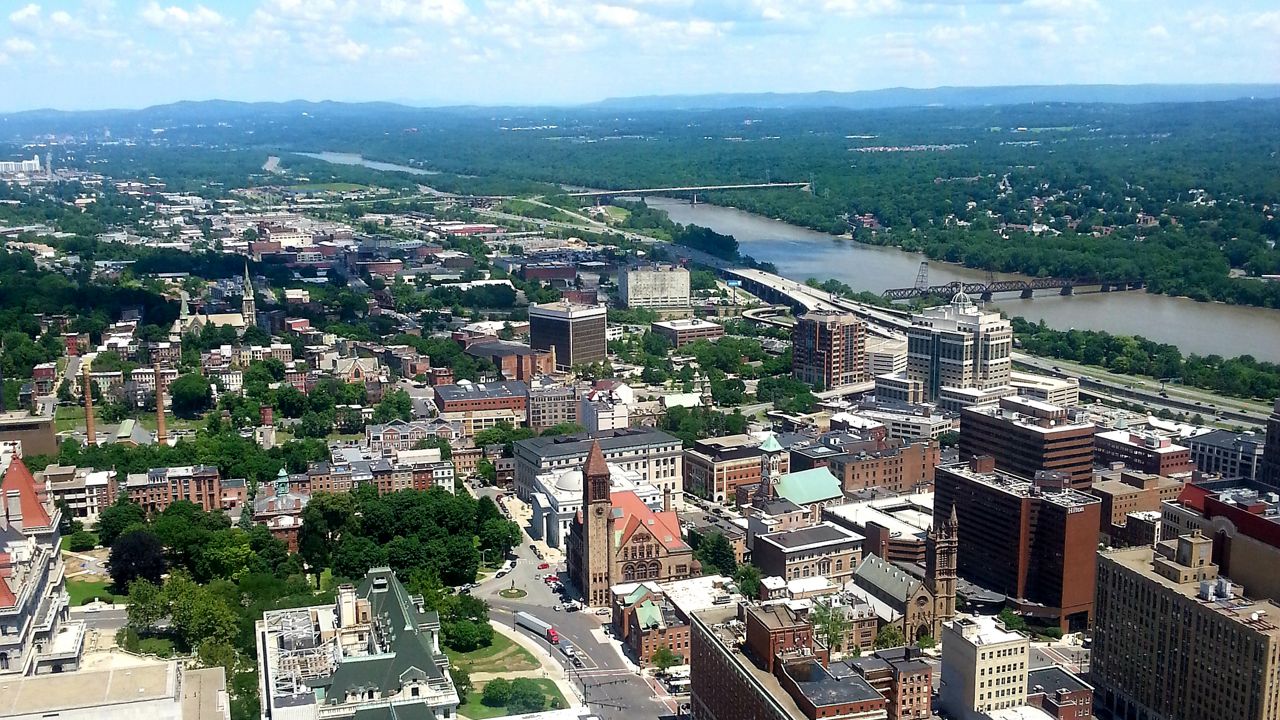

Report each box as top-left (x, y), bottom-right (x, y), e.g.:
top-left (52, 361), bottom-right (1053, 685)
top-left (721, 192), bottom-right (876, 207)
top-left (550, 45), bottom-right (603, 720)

top-left (0, 653), bottom-right (8, 670)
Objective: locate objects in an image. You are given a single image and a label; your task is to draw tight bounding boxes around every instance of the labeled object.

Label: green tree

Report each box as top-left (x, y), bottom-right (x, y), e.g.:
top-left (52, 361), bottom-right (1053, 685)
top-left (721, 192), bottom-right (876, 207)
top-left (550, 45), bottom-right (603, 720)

top-left (373, 389), bottom-right (412, 423)
top-left (478, 518), bottom-right (522, 558)
top-left (916, 634), bottom-right (936, 649)
top-left (333, 536), bottom-right (387, 580)
top-left (997, 608), bottom-right (1028, 632)
top-left (415, 436), bottom-right (452, 459)
top-left (506, 678), bottom-right (546, 714)
top-left (812, 600), bottom-right (851, 653)
top-left (452, 666), bottom-right (472, 704)
top-left (733, 564), bottom-right (763, 599)
top-left (651, 645), bottom-right (681, 672)
top-left (169, 372), bottom-right (212, 417)
top-left (110, 529), bottom-right (168, 588)
top-left (97, 497), bottom-right (146, 547)
top-left (481, 678), bottom-right (512, 707)
top-left (126, 579), bottom-right (167, 632)
top-left (695, 532), bottom-right (737, 575)
top-left (67, 530), bottom-right (98, 552)
top-left (164, 574), bottom-right (239, 649)
top-left (874, 623), bottom-right (906, 650)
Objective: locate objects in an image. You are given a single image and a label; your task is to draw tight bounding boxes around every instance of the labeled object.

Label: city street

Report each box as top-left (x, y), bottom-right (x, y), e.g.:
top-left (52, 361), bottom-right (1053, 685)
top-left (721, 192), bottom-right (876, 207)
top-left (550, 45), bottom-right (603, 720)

top-left (471, 485), bottom-right (678, 720)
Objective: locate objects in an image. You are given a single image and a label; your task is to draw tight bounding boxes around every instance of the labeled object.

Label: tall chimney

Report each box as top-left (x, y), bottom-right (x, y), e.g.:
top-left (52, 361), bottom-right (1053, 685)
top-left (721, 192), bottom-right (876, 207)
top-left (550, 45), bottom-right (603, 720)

top-left (154, 363), bottom-right (167, 446)
top-left (82, 364), bottom-right (96, 446)
top-left (664, 486), bottom-right (672, 513)
top-left (260, 404), bottom-right (274, 427)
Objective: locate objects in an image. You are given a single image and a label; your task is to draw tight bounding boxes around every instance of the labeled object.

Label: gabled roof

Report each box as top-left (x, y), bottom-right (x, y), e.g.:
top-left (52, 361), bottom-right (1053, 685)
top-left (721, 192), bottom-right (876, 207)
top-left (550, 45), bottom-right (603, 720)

top-left (854, 554), bottom-right (922, 604)
top-left (774, 467), bottom-right (842, 506)
top-left (611, 490), bottom-right (688, 553)
top-left (2, 457), bottom-right (53, 530)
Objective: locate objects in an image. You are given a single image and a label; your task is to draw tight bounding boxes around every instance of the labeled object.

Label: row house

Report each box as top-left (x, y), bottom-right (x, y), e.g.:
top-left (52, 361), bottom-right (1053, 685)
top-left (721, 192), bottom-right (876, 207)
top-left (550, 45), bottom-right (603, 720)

top-left (365, 418), bottom-right (463, 455)
top-left (113, 465), bottom-right (222, 514)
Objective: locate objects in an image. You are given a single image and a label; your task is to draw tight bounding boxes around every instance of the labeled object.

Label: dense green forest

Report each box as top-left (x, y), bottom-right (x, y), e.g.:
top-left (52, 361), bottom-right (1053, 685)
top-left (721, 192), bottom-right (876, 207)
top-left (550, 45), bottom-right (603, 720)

top-left (26, 99), bottom-right (1277, 307)
top-left (1012, 317), bottom-right (1280, 400)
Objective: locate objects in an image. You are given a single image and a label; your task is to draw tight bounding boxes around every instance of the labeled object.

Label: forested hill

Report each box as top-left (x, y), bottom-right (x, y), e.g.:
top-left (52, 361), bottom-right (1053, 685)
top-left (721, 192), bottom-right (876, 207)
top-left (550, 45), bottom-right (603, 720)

top-left (590, 84), bottom-right (1280, 111)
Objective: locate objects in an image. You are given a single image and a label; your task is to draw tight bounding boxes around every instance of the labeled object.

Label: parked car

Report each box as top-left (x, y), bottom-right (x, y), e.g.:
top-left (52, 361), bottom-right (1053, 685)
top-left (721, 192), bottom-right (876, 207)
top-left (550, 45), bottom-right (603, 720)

top-left (595, 608), bottom-right (610, 617)
top-left (545, 574), bottom-right (560, 583)
top-left (537, 562), bottom-right (550, 570)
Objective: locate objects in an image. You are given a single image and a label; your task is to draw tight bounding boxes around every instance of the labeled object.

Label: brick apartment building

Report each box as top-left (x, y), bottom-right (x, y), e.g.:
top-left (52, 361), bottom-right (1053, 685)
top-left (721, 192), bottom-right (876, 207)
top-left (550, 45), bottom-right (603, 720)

top-left (115, 465), bottom-right (222, 514)
top-left (1094, 429), bottom-right (1194, 476)
top-left (684, 434), bottom-right (791, 504)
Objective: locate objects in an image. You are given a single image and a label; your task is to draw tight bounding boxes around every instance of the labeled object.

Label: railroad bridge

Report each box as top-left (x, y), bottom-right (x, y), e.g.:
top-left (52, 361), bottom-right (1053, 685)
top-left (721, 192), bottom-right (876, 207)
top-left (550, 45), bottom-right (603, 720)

top-left (882, 278), bottom-right (1144, 302)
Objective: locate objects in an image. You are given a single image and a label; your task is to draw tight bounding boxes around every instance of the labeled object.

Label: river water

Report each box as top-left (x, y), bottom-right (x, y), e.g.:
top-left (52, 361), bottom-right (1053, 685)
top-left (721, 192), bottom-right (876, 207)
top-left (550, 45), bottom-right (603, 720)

top-left (645, 198), bottom-right (1280, 361)
top-left (301, 151), bottom-right (1280, 361)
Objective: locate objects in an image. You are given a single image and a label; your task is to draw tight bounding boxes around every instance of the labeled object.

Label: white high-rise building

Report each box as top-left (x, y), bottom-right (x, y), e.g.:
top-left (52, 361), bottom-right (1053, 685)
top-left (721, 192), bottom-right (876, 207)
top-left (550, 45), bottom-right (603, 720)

top-left (904, 292), bottom-right (1013, 402)
top-left (0, 156), bottom-right (41, 174)
top-left (618, 263), bottom-right (691, 310)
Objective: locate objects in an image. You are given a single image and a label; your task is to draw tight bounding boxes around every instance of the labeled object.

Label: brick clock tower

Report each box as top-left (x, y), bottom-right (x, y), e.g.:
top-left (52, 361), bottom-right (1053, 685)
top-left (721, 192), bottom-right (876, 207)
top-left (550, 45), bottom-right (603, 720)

top-left (580, 441), bottom-right (612, 607)
top-left (925, 504), bottom-right (959, 636)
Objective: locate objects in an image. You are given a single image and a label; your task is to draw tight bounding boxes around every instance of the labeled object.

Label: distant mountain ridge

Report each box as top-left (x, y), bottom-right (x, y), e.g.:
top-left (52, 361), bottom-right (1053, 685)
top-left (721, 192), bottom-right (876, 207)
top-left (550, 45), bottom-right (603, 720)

top-left (589, 84), bottom-right (1280, 110)
top-left (5, 84), bottom-right (1280, 122)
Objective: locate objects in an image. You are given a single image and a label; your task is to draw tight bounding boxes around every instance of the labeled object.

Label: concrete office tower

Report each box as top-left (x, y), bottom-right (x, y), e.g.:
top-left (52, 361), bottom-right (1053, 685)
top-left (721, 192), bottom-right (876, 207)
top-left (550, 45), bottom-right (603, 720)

top-left (939, 615), bottom-right (1030, 720)
top-left (619, 263), bottom-right (691, 309)
top-left (82, 364), bottom-right (96, 446)
top-left (529, 301), bottom-right (606, 371)
top-left (1093, 532), bottom-right (1280, 720)
top-left (792, 310), bottom-right (868, 389)
top-left (154, 363), bottom-right (167, 446)
top-left (905, 292), bottom-right (1012, 401)
top-left (1263, 398), bottom-right (1280, 488)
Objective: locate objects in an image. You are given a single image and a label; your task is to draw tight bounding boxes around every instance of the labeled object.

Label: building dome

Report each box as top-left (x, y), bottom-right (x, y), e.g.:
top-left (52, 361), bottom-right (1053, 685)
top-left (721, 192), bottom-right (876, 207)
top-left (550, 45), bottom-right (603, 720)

top-left (553, 469), bottom-right (584, 494)
top-left (950, 290), bottom-right (976, 308)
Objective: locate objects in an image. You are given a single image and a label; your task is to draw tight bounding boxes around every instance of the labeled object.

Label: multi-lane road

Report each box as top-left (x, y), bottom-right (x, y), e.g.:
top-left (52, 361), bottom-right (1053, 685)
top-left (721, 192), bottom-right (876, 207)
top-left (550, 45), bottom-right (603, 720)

top-left (470, 486), bottom-right (679, 720)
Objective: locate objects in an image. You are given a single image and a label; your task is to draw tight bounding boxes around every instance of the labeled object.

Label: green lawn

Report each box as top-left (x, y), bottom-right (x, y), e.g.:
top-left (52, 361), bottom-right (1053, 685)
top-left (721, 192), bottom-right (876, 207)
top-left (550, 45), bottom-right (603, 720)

top-left (446, 632), bottom-right (539, 674)
top-left (60, 532), bottom-right (99, 551)
top-left (66, 579), bottom-right (122, 606)
top-left (601, 205), bottom-right (631, 223)
top-left (459, 678), bottom-right (568, 720)
top-left (54, 405), bottom-right (85, 432)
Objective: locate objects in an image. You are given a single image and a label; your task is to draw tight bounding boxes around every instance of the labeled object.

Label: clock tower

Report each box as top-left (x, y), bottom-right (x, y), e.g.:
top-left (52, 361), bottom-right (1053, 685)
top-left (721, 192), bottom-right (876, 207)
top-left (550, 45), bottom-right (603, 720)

top-left (580, 441), bottom-right (613, 607)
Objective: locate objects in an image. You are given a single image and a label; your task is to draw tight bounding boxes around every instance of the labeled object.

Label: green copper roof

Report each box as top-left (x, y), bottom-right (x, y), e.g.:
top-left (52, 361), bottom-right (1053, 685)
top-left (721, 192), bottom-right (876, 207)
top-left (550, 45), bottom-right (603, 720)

top-left (774, 467), bottom-right (842, 506)
top-left (635, 599), bottom-right (663, 630)
top-left (759, 433), bottom-right (783, 453)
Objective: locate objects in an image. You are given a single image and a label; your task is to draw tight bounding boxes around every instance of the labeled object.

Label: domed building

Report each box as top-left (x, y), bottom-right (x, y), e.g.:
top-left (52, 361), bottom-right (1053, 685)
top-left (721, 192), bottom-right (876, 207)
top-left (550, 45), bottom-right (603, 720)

top-left (529, 458), bottom-right (664, 549)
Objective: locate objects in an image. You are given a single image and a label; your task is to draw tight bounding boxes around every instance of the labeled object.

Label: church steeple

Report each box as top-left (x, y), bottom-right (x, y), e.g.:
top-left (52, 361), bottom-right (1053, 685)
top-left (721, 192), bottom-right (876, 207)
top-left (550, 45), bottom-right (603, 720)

top-left (241, 261), bottom-right (257, 328)
top-left (926, 504), bottom-right (959, 635)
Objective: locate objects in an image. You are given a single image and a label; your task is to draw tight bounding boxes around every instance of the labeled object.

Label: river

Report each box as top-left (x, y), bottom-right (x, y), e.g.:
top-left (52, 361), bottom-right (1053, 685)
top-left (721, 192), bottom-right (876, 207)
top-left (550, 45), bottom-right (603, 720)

top-left (300, 150), bottom-right (1280, 361)
top-left (645, 198), bottom-right (1280, 361)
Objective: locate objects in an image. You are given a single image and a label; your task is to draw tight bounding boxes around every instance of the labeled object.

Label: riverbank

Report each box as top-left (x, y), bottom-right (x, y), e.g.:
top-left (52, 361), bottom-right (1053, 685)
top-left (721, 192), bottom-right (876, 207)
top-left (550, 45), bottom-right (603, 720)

top-left (649, 197), bottom-right (1280, 361)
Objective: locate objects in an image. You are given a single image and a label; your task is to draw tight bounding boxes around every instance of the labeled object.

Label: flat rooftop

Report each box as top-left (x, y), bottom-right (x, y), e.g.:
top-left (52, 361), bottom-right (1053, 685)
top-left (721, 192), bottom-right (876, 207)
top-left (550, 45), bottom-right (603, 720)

top-left (0, 662), bottom-right (175, 715)
top-left (824, 492), bottom-right (935, 540)
top-left (940, 463), bottom-right (1100, 510)
top-left (1102, 546), bottom-right (1280, 637)
top-left (759, 522), bottom-right (863, 551)
top-left (653, 318), bottom-right (722, 331)
top-left (435, 380), bottom-right (528, 401)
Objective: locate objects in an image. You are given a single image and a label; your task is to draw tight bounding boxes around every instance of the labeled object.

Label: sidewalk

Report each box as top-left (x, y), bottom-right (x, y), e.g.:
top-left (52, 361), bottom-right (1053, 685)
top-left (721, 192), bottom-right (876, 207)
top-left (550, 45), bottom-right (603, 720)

top-left (486, 619), bottom-right (582, 708)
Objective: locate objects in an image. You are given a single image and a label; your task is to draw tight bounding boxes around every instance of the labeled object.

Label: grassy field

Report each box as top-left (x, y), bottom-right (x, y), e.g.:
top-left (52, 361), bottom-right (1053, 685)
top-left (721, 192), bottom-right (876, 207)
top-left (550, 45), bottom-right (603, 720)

top-left (458, 678), bottom-right (568, 720)
top-left (66, 579), bottom-right (122, 606)
top-left (600, 205), bottom-right (631, 223)
top-left (54, 405), bottom-right (85, 432)
top-left (60, 532), bottom-right (99, 551)
top-left (446, 632), bottom-right (539, 674)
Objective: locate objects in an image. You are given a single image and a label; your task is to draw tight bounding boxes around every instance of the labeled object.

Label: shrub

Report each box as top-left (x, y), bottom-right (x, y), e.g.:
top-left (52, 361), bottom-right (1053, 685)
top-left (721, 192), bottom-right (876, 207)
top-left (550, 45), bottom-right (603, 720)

top-left (67, 531), bottom-right (97, 552)
top-left (116, 627), bottom-right (140, 652)
top-left (481, 678), bottom-right (512, 707)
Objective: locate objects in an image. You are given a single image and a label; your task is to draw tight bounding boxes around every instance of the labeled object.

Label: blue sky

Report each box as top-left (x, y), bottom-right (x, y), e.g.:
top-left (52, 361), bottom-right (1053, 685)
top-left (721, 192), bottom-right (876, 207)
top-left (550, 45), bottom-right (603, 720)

top-left (1, 0), bottom-right (1278, 111)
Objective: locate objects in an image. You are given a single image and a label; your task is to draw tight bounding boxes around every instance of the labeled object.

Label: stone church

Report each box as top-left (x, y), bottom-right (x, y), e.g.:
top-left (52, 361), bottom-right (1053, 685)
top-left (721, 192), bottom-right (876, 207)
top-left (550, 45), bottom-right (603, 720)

top-left (567, 441), bottom-right (697, 608)
top-left (852, 505), bottom-right (958, 642)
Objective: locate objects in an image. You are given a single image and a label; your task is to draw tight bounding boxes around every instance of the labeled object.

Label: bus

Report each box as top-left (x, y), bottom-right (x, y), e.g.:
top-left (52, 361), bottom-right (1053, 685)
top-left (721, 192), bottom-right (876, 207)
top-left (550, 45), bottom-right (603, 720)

top-left (514, 611), bottom-right (560, 644)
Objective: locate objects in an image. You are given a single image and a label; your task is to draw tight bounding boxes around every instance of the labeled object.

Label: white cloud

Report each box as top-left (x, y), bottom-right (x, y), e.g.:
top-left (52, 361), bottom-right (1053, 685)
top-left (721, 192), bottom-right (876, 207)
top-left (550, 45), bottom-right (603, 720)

top-left (1146, 24), bottom-right (1170, 40)
top-left (49, 10), bottom-right (72, 26)
top-left (822, 0), bottom-right (901, 17)
top-left (372, 0), bottom-right (469, 25)
top-left (333, 37), bottom-right (368, 61)
top-left (141, 3), bottom-right (226, 32)
top-left (8, 4), bottom-right (41, 26)
top-left (4, 37), bottom-right (36, 54)
top-left (596, 4), bottom-right (643, 27)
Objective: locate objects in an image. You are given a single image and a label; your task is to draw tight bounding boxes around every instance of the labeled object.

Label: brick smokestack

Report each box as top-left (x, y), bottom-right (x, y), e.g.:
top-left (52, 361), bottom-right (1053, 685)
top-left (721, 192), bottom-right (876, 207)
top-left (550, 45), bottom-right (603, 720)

top-left (82, 364), bottom-right (96, 446)
top-left (260, 404), bottom-right (274, 427)
top-left (155, 363), bottom-right (167, 446)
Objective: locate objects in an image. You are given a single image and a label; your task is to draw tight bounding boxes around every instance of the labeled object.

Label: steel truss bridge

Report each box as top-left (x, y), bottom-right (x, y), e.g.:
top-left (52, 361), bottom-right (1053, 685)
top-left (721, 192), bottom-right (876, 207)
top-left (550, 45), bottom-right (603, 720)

top-left (881, 278), bottom-right (1143, 302)
top-left (564, 182), bottom-right (809, 198)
